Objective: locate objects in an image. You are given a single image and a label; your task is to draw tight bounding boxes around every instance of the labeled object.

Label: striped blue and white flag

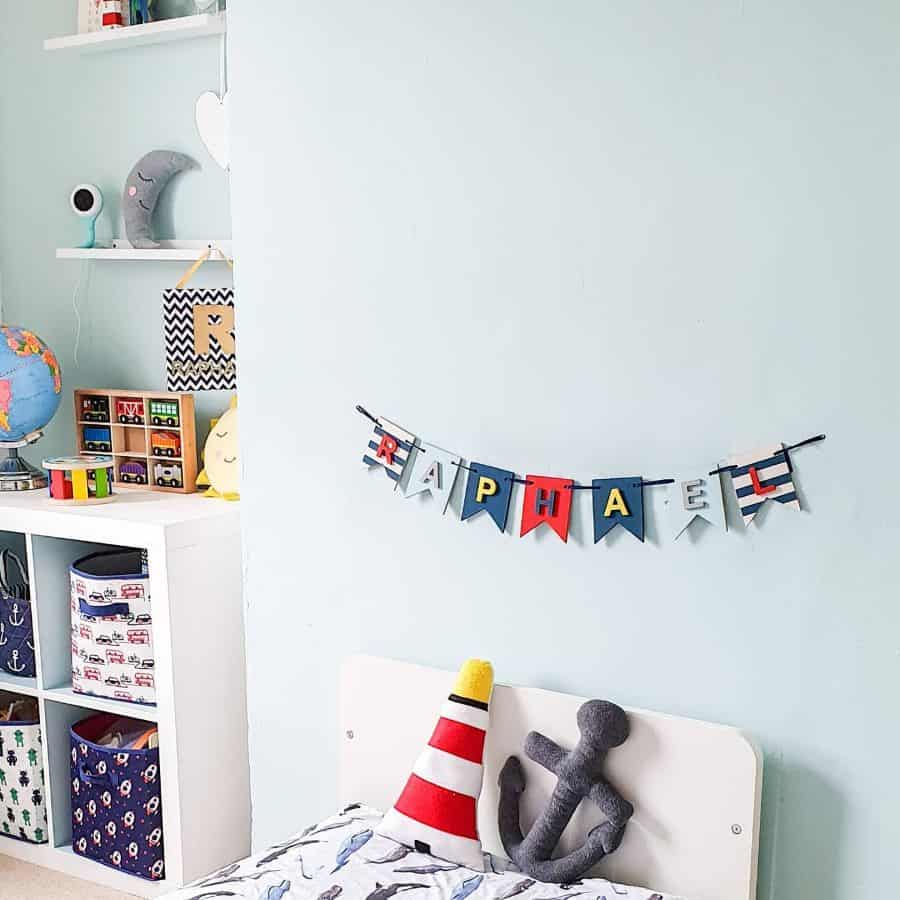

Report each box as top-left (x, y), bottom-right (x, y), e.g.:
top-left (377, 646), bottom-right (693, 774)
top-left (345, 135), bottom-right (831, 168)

top-left (727, 444), bottom-right (799, 526)
top-left (362, 416), bottom-right (416, 487)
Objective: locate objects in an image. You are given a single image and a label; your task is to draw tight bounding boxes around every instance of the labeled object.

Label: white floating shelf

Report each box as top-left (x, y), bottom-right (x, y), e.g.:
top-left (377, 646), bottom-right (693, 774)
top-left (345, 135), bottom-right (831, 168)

top-left (57, 240), bottom-right (233, 262)
top-left (44, 13), bottom-right (226, 54)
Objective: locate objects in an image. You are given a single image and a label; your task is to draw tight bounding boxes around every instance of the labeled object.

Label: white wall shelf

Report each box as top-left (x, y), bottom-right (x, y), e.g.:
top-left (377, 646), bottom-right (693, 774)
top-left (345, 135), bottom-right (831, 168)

top-left (0, 493), bottom-right (249, 898)
top-left (57, 240), bottom-right (233, 262)
top-left (44, 13), bottom-right (226, 54)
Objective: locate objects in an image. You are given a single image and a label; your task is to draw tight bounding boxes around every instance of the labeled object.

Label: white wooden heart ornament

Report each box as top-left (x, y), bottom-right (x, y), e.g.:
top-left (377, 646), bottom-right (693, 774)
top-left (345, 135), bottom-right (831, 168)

top-left (195, 91), bottom-right (230, 171)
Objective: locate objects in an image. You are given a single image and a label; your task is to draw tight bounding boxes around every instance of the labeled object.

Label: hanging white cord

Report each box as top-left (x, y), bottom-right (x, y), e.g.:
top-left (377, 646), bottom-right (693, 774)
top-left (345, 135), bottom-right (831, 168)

top-left (219, 23), bottom-right (228, 98)
top-left (72, 259), bottom-right (91, 368)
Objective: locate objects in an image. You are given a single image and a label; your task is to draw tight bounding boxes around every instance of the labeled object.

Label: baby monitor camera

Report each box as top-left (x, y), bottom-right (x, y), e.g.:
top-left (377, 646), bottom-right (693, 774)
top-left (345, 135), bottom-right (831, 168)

top-left (69, 183), bottom-right (104, 249)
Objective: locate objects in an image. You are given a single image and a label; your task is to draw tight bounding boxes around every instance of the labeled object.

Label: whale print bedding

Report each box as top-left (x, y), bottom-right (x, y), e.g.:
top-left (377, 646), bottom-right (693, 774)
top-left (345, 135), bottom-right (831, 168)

top-left (162, 806), bottom-right (683, 900)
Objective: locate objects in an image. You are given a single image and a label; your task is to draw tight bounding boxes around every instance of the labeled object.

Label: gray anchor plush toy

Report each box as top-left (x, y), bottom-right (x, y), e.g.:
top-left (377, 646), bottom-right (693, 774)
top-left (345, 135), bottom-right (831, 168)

top-left (498, 700), bottom-right (634, 883)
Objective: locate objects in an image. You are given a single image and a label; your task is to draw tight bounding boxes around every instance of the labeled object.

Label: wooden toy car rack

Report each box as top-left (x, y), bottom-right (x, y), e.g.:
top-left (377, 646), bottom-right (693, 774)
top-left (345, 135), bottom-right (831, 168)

top-left (73, 389), bottom-right (198, 493)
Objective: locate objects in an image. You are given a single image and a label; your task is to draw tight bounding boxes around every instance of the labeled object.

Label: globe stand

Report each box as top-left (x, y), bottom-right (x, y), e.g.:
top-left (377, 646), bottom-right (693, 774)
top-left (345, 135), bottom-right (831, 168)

top-left (0, 431), bottom-right (48, 491)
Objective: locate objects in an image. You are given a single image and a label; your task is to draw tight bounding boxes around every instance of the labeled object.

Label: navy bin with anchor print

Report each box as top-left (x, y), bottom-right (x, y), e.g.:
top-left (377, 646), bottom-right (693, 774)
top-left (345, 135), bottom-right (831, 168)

top-left (0, 549), bottom-right (36, 679)
top-left (70, 713), bottom-right (164, 881)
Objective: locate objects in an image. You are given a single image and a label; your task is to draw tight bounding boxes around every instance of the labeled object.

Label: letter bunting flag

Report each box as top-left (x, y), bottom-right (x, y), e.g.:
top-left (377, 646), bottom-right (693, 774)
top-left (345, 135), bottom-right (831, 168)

top-left (356, 406), bottom-right (825, 545)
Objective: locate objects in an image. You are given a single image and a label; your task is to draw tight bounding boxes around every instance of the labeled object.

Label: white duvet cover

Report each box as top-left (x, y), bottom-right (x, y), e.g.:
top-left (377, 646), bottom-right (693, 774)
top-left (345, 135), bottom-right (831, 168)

top-left (163, 806), bottom-right (682, 900)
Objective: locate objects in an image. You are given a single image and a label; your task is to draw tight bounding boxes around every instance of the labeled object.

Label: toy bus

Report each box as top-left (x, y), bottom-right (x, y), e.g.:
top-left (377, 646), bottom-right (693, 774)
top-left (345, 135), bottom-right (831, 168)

top-left (81, 396), bottom-right (110, 423)
top-left (119, 460), bottom-right (148, 484)
top-left (116, 398), bottom-right (145, 424)
top-left (149, 399), bottom-right (179, 427)
top-left (150, 431), bottom-right (180, 457)
top-left (154, 462), bottom-right (183, 488)
top-left (83, 426), bottom-right (112, 452)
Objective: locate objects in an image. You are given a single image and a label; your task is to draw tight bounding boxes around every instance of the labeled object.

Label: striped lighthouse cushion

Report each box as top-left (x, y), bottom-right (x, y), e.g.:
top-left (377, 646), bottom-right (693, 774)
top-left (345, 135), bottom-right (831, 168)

top-left (377, 659), bottom-right (493, 870)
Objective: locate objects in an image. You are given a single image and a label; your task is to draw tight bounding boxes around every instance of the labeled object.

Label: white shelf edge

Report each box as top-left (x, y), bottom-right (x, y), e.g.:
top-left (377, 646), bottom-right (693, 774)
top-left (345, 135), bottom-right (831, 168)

top-left (0, 673), bottom-right (39, 697)
top-left (53, 844), bottom-right (170, 898)
top-left (43, 685), bottom-right (160, 723)
top-left (44, 13), bottom-right (226, 54)
top-left (0, 823), bottom-right (169, 898)
top-left (57, 240), bottom-right (233, 262)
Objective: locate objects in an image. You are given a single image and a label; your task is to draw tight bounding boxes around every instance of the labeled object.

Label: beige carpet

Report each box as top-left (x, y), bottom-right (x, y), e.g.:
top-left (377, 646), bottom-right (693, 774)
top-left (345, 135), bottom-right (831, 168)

top-left (0, 855), bottom-right (138, 899)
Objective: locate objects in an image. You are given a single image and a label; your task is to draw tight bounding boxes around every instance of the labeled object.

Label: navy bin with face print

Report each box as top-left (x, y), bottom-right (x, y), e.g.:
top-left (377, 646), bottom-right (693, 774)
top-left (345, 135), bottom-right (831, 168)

top-left (70, 713), bottom-right (165, 881)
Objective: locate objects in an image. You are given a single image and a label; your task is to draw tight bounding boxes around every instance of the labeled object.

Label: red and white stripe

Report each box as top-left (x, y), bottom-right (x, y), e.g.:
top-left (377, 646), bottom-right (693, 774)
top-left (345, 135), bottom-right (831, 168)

top-left (377, 697), bottom-right (489, 870)
top-left (99, 2), bottom-right (124, 29)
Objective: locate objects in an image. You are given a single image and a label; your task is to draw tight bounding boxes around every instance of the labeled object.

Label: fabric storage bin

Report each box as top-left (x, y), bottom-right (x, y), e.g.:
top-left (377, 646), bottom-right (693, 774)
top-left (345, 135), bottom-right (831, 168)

top-left (0, 692), bottom-right (48, 844)
top-left (0, 549), bottom-right (36, 679)
top-left (70, 713), bottom-right (165, 881)
top-left (70, 550), bottom-right (155, 706)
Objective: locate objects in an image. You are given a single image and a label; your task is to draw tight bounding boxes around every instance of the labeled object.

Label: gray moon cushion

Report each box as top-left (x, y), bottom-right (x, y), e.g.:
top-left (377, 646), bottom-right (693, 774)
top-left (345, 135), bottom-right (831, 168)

top-left (122, 150), bottom-right (195, 249)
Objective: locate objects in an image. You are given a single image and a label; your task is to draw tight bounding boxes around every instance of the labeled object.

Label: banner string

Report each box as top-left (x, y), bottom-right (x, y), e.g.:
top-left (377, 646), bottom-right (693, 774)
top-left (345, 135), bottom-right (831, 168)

top-left (357, 405), bottom-right (825, 486)
top-left (707, 433), bottom-right (825, 476)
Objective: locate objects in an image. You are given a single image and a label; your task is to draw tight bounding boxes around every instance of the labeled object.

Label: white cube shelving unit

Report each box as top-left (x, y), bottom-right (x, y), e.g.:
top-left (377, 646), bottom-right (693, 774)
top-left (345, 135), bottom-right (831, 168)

top-left (0, 490), bottom-right (249, 897)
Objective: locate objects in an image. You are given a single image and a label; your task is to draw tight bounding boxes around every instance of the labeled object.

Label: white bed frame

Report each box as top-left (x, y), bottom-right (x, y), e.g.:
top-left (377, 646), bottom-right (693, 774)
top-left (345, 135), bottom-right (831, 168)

top-left (340, 656), bottom-right (762, 900)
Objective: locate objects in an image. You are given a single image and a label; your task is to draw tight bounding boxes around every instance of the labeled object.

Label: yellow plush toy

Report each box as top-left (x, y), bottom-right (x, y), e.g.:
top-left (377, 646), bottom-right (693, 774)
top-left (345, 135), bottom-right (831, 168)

top-left (197, 396), bottom-right (240, 500)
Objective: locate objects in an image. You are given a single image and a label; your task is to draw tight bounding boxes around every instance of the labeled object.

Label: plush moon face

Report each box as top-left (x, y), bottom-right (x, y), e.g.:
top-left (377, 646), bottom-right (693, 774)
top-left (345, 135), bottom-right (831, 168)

top-left (203, 403), bottom-right (240, 498)
top-left (122, 150), bottom-right (195, 249)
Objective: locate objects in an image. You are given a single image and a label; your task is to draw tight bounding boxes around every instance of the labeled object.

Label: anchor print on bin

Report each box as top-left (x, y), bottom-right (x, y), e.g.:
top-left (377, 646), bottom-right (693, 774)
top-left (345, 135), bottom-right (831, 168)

top-left (0, 600), bottom-right (36, 679)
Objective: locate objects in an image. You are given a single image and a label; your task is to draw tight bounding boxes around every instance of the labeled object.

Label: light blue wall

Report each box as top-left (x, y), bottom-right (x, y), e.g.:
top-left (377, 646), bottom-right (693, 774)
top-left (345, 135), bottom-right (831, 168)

top-left (0, 1), bottom-right (233, 457)
top-left (237, 2), bottom-right (895, 898)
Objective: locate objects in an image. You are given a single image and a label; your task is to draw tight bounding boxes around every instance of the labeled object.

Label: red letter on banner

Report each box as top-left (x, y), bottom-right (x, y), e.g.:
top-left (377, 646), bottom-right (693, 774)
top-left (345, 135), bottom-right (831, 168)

top-left (376, 434), bottom-right (398, 466)
top-left (520, 475), bottom-right (574, 542)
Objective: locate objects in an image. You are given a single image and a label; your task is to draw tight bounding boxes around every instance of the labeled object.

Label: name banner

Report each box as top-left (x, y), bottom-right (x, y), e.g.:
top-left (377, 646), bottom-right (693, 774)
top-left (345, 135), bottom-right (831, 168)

top-left (357, 406), bottom-right (824, 547)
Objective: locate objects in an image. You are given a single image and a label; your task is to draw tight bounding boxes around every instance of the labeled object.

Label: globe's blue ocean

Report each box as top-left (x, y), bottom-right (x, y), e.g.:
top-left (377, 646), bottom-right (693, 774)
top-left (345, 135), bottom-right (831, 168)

top-left (0, 326), bottom-right (62, 443)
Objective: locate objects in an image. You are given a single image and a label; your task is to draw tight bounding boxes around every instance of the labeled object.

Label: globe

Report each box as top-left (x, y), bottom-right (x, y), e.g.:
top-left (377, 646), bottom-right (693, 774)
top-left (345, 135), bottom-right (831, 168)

top-left (0, 325), bottom-right (62, 444)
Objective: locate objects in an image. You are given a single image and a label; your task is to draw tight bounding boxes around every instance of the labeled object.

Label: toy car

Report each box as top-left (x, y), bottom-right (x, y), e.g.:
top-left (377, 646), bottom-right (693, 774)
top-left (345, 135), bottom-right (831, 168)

top-left (131, 614), bottom-right (152, 625)
top-left (104, 676), bottom-right (121, 687)
top-left (119, 460), bottom-right (147, 485)
top-left (150, 431), bottom-right (180, 458)
top-left (95, 635), bottom-right (113, 645)
top-left (81, 396), bottom-right (110, 423)
top-left (153, 461), bottom-right (183, 488)
top-left (86, 654), bottom-right (105, 665)
top-left (83, 425), bottom-right (112, 452)
top-left (116, 398), bottom-right (145, 425)
top-left (89, 592), bottom-right (105, 603)
top-left (149, 399), bottom-right (179, 426)
top-left (138, 659), bottom-right (155, 670)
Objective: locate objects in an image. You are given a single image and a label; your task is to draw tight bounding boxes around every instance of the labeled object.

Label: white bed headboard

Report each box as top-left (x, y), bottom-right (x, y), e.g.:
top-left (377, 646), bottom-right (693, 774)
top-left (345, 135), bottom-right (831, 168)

top-left (340, 656), bottom-right (762, 900)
